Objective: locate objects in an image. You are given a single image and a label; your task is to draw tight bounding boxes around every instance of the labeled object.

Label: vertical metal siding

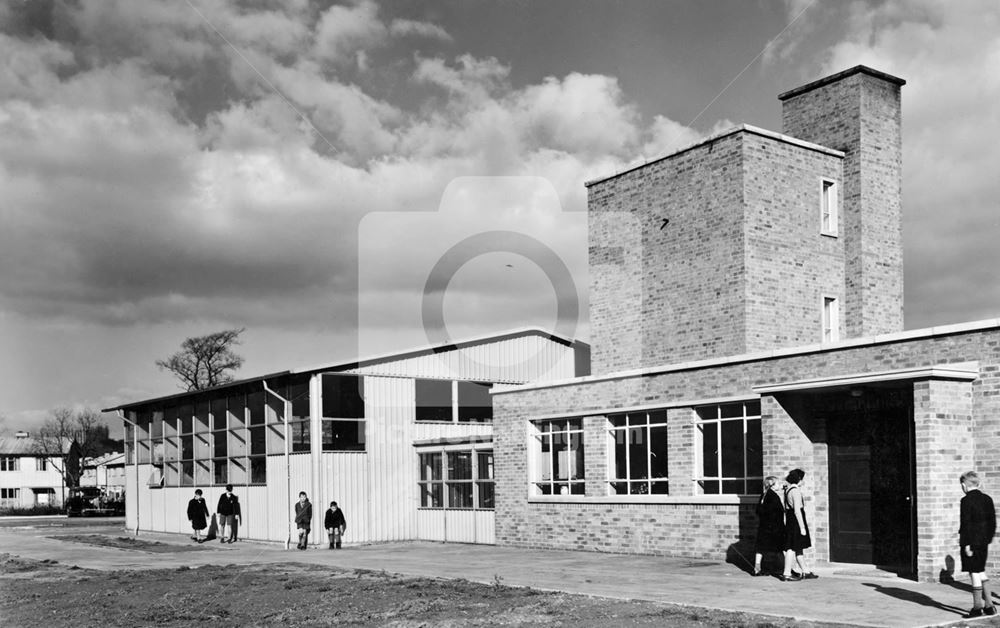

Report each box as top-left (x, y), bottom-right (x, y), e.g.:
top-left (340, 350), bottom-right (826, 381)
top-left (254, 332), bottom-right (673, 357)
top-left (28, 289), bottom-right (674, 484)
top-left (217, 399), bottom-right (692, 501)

top-left (149, 486), bottom-right (165, 532)
top-left (476, 511), bottom-right (495, 544)
top-left (346, 335), bottom-right (578, 383)
top-left (417, 510), bottom-right (446, 541)
top-left (266, 453), bottom-right (291, 544)
top-left (125, 466), bottom-right (138, 530)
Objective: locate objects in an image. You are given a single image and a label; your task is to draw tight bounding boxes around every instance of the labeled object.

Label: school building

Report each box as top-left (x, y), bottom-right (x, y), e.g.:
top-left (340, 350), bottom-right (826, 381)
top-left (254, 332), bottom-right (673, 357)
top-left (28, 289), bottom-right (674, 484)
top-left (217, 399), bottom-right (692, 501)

top-left (108, 329), bottom-right (587, 546)
top-left (111, 65), bottom-right (999, 582)
top-left (494, 65), bottom-right (1000, 582)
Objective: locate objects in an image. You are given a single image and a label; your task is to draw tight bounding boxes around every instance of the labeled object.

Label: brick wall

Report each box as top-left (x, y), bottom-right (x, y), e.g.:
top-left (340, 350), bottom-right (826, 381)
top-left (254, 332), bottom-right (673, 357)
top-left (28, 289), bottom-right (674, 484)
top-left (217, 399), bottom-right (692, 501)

top-left (742, 133), bottom-right (845, 350)
top-left (780, 67), bottom-right (904, 337)
top-left (494, 324), bottom-right (1000, 581)
top-left (588, 130), bottom-right (848, 374)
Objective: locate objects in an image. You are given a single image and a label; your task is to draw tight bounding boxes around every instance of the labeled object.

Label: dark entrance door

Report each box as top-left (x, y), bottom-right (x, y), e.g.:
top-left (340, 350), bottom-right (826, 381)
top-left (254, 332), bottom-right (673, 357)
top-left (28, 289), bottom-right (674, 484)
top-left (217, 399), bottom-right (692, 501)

top-left (825, 387), bottom-right (915, 576)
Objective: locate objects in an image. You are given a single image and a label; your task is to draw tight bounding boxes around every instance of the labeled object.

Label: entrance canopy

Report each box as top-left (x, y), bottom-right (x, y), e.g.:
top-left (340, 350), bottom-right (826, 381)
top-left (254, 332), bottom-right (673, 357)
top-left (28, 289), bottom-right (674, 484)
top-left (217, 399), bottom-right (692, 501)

top-left (751, 363), bottom-right (979, 395)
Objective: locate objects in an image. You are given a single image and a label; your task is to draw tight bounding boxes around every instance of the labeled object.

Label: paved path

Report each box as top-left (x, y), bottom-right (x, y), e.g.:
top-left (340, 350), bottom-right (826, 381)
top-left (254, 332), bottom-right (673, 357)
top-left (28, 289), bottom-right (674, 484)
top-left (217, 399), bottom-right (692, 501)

top-left (0, 519), bottom-right (990, 627)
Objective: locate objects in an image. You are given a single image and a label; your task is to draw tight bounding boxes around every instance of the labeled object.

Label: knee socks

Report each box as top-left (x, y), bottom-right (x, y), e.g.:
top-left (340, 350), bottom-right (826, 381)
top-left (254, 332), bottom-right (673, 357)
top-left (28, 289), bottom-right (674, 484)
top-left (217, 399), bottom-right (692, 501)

top-left (984, 579), bottom-right (995, 609)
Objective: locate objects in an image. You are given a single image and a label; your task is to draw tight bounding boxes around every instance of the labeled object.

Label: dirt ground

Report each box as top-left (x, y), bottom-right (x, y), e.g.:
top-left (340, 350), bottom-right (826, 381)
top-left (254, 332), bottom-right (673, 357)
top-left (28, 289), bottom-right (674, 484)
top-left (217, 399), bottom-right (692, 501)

top-left (0, 553), bottom-right (858, 628)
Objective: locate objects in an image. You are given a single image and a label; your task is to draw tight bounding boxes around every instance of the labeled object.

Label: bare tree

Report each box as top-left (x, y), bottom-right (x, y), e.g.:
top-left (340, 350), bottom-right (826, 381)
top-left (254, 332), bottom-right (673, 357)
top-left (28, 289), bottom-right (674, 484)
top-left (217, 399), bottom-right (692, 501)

top-left (34, 407), bottom-right (106, 503)
top-left (156, 328), bottom-right (246, 391)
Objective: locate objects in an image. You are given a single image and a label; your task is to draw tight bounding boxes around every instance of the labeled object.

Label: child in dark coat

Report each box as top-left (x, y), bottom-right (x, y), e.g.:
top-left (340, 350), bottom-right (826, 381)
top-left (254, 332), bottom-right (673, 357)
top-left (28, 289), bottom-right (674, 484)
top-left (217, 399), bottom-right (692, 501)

top-left (325, 501), bottom-right (347, 549)
top-left (187, 489), bottom-right (210, 542)
top-left (294, 492), bottom-right (313, 550)
top-left (960, 471), bottom-right (997, 618)
top-left (753, 476), bottom-right (785, 576)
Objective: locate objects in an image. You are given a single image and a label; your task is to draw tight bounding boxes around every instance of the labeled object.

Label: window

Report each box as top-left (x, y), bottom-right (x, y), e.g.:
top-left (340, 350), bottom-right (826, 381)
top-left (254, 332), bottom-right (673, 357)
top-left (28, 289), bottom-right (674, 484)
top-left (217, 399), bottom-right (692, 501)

top-left (458, 382), bottom-right (493, 423)
top-left (36, 458), bottom-right (48, 471)
top-left (696, 401), bottom-right (763, 495)
top-left (822, 296), bottom-right (839, 343)
top-left (0, 457), bottom-right (18, 471)
top-left (418, 449), bottom-right (494, 509)
top-left (419, 453), bottom-right (443, 507)
top-left (0, 488), bottom-right (19, 501)
top-left (415, 379), bottom-right (453, 422)
top-left (531, 419), bottom-right (585, 495)
top-left (322, 374), bottom-right (365, 451)
top-left (608, 410), bottom-right (668, 495)
top-left (477, 451), bottom-right (494, 508)
top-left (821, 178), bottom-right (838, 235)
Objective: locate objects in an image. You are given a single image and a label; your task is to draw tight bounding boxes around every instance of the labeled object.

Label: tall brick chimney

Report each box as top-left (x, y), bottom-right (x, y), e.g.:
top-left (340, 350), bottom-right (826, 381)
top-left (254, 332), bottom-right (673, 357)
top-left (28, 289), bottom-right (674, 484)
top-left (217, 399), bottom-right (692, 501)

top-left (779, 66), bottom-right (906, 338)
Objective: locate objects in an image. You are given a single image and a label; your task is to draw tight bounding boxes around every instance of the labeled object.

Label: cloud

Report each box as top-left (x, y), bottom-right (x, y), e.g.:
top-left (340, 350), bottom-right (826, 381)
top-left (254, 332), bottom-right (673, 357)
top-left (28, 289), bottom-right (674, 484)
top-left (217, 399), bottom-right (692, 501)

top-left (390, 18), bottom-right (453, 42)
top-left (0, 0), bottom-right (713, 346)
top-left (808, 0), bottom-right (1000, 327)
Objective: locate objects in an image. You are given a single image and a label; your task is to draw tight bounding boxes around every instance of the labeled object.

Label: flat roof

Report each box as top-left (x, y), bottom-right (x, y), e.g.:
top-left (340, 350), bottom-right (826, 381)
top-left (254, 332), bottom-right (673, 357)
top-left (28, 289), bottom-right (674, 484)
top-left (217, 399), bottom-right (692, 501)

top-left (584, 124), bottom-right (843, 188)
top-left (494, 317), bottom-right (1000, 396)
top-left (778, 65), bottom-right (906, 101)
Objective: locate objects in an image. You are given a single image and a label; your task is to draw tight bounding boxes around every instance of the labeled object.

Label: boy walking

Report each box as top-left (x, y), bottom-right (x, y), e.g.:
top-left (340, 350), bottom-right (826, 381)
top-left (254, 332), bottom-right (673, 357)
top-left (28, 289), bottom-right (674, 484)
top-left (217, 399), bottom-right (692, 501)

top-left (325, 501), bottom-right (347, 549)
top-left (216, 485), bottom-right (241, 544)
top-left (960, 471), bottom-right (997, 618)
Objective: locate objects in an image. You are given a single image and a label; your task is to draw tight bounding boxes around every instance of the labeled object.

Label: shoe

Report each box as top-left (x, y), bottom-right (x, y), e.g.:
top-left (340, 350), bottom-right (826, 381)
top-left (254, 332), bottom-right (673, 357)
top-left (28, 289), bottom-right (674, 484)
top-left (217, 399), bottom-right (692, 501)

top-left (985, 606), bottom-right (997, 616)
top-left (802, 572), bottom-right (819, 579)
top-left (779, 574), bottom-right (802, 582)
top-left (964, 608), bottom-right (984, 619)
top-left (335, 543), bottom-right (341, 549)
top-left (752, 568), bottom-right (763, 577)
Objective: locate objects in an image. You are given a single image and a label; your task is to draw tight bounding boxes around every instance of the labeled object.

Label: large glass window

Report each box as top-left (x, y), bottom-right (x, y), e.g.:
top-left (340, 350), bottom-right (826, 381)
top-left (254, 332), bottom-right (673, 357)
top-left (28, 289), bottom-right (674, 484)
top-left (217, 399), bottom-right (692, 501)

top-left (0, 457), bottom-right (18, 471)
top-left (696, 401), bottom-right (763, 495)
top-left (532, 419), bottom-right (585, 495)
top-left (322, 374), bottom-right (365, 451)
top-left (415, 379), bottom-right (453, 422)
top-left (458, 382), bottom-right (493, 423)
top-left (418, 449), bottom-right (494, 509)
top-left (608, 410), bottom-right (669, 495)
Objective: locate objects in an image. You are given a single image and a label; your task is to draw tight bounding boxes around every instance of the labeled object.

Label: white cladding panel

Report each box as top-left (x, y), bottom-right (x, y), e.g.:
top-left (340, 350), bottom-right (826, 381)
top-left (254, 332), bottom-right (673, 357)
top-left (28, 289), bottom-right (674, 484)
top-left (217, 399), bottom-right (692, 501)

top-left (347, 335), bottom-right (577, 383)
top-left (125, 465), bottom-right (138, 530)
top-left (415, 509), bottom-right (495, 544)
top-left (319, 453), bottom-right (368, 543)
top-left (476, 510), bottom-right (495, 544)
top-left (417, 509), bottom-right (446, 541)
top-left (149, 484), bottom-right (165, 532)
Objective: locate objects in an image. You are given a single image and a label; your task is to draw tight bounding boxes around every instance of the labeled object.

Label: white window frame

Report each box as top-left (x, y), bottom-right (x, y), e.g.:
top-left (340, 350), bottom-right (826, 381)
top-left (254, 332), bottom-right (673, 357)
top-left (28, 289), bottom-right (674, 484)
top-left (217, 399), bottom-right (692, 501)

top-left (417, 445), bottom-right (494, 510)
top-left (695, 401), bottom-right (763, 496)
top-left (606, 410), bottom-right (669, 496)
top-left (820, 177), bottom-right (838, 236)
top-left (822, 295), bottom-right (840, 343)
top-left (529, 418), bottom-right (585, 496)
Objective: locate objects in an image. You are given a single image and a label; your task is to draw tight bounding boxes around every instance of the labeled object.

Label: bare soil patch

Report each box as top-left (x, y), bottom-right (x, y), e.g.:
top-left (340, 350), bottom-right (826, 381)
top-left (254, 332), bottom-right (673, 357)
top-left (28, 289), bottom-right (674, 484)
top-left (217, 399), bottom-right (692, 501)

top-left (0, 555), bottom-right (857, 627)
top-left (48, 534), bottom-right (208, 553)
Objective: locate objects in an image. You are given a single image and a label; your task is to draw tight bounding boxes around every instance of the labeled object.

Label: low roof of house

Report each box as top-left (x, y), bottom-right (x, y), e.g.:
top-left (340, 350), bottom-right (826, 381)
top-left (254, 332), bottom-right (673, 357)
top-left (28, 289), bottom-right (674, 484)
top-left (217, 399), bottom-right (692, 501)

top-left (0, 435), bottom-right (72, 456)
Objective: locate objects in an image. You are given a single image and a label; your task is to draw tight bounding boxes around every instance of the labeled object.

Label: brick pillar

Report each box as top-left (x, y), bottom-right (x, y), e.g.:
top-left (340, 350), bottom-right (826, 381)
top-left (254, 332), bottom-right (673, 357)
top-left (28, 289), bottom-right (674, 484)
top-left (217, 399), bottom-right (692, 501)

top-left (583, 415), bottom-right (608, 497)
top-left (668, 407), bottom-right (696, 496)
top-left (761, 394), bottom-right (826, 560)
top-left (913, 379), bottom-right (974, 582)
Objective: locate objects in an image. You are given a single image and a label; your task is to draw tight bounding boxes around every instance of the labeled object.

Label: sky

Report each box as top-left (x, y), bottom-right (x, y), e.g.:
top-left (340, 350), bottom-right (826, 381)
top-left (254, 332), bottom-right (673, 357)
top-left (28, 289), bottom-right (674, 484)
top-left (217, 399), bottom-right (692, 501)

top-left (1, 0), bottom-right (999, 433)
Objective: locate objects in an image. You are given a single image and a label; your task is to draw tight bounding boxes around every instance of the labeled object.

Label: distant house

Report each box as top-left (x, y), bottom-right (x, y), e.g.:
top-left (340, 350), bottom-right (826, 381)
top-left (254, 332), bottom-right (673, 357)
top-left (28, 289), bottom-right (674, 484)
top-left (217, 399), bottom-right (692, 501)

top-left (80, 452), bottom-right (126, 500)
top-left (0, 431), bottom-right (77, 509)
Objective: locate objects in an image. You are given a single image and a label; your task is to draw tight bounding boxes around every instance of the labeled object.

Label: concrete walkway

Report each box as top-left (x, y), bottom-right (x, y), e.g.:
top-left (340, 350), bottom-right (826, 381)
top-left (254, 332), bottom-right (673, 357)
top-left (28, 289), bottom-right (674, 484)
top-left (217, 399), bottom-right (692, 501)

top-left (0, 520), bottom-right (990, 627)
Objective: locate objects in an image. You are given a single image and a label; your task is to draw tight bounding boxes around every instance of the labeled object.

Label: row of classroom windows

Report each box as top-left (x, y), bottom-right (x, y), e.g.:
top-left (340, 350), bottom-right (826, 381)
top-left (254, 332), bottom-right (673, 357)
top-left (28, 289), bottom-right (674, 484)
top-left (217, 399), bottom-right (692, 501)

top-left (143, 449), bottom-right (497, 511)
top-left (124, 375), bottom-right (494, 465)
top-left (532, 401), bottom-right (763, 496)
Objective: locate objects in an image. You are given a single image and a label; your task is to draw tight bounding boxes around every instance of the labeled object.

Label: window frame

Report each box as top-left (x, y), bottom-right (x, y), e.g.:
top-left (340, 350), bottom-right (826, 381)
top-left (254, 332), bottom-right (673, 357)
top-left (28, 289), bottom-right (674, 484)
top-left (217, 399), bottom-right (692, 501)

top-left (820, 177), bottom-right (838, 236)
top-left (607, 410), bottom-right (669, 496)
top-left (822, 295), bottom-right (840, 343)
top-left (417, 446), bottom-right (494, 510)
top-left (530, 418), bottom-right (585, 496)
top-left (321, 374), bottom-right (366, 452)
top-left (695, 401), bottom-right (763, 496)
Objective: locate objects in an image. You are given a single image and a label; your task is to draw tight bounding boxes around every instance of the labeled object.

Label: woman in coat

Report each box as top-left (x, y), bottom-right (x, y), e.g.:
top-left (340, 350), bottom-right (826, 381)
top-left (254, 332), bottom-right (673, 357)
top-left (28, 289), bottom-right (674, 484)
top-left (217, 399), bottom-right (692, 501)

top-left (187, 489), bottom-right (210, 542)
top-left (753, 476), bottom-right (785, 576)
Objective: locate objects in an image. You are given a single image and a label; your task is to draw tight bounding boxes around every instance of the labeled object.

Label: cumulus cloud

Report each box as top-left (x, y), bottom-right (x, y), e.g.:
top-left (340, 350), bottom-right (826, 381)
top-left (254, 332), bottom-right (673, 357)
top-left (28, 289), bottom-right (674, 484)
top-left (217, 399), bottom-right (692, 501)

top-left (805, 0), bottom-right (1000, 327)
top-left (0, 0), bottom-right (713, 347)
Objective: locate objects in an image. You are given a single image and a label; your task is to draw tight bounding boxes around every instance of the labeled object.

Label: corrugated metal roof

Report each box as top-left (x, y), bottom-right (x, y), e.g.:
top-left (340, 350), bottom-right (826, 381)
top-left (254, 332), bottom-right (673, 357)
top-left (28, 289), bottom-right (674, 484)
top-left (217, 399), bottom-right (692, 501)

top-left (105, 327), bottom-right (588, 412)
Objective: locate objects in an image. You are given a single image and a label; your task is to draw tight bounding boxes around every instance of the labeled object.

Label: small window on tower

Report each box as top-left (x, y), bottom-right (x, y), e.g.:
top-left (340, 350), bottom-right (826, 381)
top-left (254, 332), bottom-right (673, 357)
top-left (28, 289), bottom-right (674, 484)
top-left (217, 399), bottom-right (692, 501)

top-left (821, 179), bottom-right (838, 236)
top-left (822, 296), bottom-right (840, 343)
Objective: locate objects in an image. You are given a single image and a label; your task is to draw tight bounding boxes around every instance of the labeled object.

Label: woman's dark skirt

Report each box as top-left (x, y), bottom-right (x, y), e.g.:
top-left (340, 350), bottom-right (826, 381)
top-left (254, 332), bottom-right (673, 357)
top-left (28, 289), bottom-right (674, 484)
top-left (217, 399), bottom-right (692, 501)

top-left (962, 545), bottom-right (989, 573)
